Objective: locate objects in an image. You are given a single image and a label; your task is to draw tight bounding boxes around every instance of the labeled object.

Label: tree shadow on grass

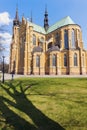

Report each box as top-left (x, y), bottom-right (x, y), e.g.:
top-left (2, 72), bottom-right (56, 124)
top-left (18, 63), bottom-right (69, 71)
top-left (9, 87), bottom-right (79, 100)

top-left (0, 81), bottom-right (65, 130)
top-left (0, 96), bottom-right (37, 130)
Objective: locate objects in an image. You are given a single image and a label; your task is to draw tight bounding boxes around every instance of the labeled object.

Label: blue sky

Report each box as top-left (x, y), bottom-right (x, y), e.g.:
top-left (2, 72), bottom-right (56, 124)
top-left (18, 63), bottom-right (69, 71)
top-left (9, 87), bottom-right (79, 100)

top-left (0, 0), bottom-right (87, 62)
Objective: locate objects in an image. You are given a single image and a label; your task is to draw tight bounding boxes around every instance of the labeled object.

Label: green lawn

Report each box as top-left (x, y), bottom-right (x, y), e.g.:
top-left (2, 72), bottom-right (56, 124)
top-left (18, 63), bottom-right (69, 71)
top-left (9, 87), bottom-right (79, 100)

top-left (0, 78), bottom-right (87, 130)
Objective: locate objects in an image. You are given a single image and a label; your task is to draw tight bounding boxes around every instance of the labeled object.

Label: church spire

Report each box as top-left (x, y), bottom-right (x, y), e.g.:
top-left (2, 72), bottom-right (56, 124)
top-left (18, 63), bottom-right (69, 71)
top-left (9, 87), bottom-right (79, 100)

top-left (30, 11), bottom-right (33, 23)
top-left (44, 5), bottom-right (49, 31)
top-left (13, 6), bottom-right (19, 26)
top-left (15, 7), bottom-right (19, 20)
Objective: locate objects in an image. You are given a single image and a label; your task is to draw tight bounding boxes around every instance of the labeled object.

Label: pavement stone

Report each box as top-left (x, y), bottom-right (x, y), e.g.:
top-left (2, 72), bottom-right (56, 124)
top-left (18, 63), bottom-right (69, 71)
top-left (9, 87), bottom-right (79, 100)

top-left (0, 73), bottom-right (87, 81)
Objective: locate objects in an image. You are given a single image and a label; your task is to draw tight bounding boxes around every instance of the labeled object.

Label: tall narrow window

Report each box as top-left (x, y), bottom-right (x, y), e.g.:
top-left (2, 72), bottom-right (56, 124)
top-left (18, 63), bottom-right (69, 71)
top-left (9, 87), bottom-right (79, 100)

top-left (64, 54), bottom-right (67, 66)
top-left (33, 34), bottom-right (36, 45)
top-left (48, 42), bottom-right (52, 49)
top-left (55, 33), bottom-right (60, 48)
top-left (48, 55), bottom-right (50, 67)
top-left (72, 29), bottom-right (75, 48)
top-left (36, 55), bottom-right (40, 67)
top-left (39, 37), bottom-right (44, 48)
top-left (55, 33), bottom-right (59, 42)
top-left (74, 53), bottom-right (78, 66)
top-left (78, 30), bottom-right (80, 40)
top-left (52, 54), bottom-right (56, 66)
top-left (82, 54), bottom-right (84, 66)
top-left (64, 30), bottom-right (68, 49)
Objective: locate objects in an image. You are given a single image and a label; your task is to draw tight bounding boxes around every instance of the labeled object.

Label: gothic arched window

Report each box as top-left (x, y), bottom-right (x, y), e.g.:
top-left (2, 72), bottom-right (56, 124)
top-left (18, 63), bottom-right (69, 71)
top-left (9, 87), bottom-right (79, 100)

top-left (78, 30), bottom-right (80, 40)
top-left (52, 54), bottom-right (56, 66)
top-left (39, 37), bottom-right (44, 48)
top-left (64, 30), bottom-right (68, 49)
top-left (33, 34), bottom-right (36, 45)
top-left (55, 33), bottom-right (60, 48)
top-left (48, 55), bottom-right (50, 67)
top-left (82, 54), bottom-right (84, 66)
top-left (36, 55), bottom-right (40, 67)
top-left (48, 42), bottom-right (52, 49)
top-left (74, 53), bottom-right (78, 66)
top-left (64, 54), bottom-right (67, 66)
top-left (72, 29), bottom-right (76, 48)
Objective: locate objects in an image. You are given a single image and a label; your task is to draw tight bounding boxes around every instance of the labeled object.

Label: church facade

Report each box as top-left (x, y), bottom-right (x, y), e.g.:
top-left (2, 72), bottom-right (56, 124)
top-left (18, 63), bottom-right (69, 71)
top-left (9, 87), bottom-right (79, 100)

top-left (9, 9), bottom-right (87, 75)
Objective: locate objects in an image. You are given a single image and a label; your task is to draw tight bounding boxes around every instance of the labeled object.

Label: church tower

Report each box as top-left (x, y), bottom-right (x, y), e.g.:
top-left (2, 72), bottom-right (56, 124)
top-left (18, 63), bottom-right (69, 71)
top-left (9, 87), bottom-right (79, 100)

top-left (9, 7), bottom-right (20, 74)
top-left (44, 7), bottom-right (49, 31)
top-left (13, 7), bottom-right (19, 26)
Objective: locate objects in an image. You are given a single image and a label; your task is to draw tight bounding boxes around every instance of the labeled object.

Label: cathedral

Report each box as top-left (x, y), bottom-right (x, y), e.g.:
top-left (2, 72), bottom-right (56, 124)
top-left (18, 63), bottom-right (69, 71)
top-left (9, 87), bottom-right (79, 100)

top-left (9, 8), bottom-right (87, 75)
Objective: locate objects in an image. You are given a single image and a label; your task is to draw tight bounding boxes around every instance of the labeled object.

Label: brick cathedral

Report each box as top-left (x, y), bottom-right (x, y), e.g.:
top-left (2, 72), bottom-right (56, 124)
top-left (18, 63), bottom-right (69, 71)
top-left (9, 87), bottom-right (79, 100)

top-left (9, 8), bottom-right (87, 75)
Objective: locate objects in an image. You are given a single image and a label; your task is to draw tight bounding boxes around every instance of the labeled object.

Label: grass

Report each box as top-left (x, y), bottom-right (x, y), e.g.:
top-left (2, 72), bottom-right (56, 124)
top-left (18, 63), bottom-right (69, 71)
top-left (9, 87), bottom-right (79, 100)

top-left (0, 77), bottom-right (87, 130)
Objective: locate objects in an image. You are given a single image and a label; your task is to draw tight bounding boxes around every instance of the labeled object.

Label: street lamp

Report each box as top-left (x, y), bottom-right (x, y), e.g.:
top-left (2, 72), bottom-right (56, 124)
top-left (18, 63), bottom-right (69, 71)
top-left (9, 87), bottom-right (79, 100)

top-left (2, 56), bottom-right (5, 83)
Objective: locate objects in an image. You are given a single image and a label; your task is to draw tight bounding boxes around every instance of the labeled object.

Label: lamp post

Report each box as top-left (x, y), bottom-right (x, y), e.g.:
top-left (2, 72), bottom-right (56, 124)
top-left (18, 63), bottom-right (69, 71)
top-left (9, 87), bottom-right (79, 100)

top-left (2, 56), bottom-right (5, 83)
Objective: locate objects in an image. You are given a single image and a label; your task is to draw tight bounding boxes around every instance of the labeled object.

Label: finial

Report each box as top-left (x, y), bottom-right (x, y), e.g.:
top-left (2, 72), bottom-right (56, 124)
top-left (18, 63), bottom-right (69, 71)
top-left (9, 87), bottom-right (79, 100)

top-left (45, 4), bottom-right (47, 13)
top-left (13, 3), bottom-right (19, 26)
top-left (30, 11), bottom-right (33, 22)
top-left (22, 13), bottom-right (24, 17)
top-left (15, 4), bottom-right (19, 20)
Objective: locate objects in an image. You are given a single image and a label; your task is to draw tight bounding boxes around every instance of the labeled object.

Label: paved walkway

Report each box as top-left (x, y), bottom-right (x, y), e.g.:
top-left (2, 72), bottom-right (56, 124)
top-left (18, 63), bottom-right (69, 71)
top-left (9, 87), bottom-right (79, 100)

top-left (0, 73), bottom-right (87, 81)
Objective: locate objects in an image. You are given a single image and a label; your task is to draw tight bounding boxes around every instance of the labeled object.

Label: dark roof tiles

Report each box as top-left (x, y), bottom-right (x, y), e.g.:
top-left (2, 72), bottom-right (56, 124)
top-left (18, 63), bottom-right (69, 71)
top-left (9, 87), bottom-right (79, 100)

top-left (33, 46), bottom-right (43, 52)
top-left (47, 45), bottom-right (60, 52)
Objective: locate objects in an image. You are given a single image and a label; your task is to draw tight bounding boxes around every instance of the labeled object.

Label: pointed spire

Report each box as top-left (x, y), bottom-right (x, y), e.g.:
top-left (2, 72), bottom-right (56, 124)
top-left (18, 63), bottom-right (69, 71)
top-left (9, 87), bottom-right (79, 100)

top-left (13, 5), bottom-right (19, 26)
top-left (45, 4), bottom-right (48, 14)
top-left (15, 6), bottom-right (19, 20)
top-left (30, 11), bottom-right (33, 22)
top-left (44, 5), bottom-right (49, 31)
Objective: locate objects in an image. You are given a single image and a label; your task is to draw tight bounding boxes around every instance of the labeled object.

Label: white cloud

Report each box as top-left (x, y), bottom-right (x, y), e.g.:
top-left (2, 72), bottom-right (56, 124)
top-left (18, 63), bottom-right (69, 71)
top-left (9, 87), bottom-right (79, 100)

top-left (5, 56), bottom-right (10, 64)
top-left (0, 32), bottom-right (12, 39)
top-left (0, 12), bottom-right (12, 63)
top-left (0, 32), bottom-right (12, 45)
top-left (0, 12), bottom-right (12, 26)
top-left (0, 32), bottom-right (12, 62)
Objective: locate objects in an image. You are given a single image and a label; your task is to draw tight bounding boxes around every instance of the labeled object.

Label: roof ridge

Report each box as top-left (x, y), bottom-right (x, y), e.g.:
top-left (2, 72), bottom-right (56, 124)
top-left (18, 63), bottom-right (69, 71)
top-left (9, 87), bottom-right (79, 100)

top-left (28, 21), bottom-right (46, 34)
top-left (32, 22), bottom-right (44, 29)
top-left (28, 16), bottom-right (76, 34)
top-left (47, 16), bottom-right (75, 33)
top-left (49, 16), bottom-right (74, 28)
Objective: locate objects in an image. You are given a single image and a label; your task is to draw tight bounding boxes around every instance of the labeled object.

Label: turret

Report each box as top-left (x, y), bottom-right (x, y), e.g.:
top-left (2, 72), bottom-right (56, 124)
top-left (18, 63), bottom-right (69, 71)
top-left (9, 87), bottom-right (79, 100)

top-left (44, 6), bottom-right (49, 31)
top-left (13, 7), bottom-right (19, 26)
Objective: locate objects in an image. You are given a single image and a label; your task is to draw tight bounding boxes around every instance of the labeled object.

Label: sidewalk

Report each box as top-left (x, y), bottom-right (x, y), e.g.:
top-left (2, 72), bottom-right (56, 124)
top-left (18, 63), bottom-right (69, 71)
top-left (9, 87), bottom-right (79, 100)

top-left (0, 73), bottom-right (87, 81)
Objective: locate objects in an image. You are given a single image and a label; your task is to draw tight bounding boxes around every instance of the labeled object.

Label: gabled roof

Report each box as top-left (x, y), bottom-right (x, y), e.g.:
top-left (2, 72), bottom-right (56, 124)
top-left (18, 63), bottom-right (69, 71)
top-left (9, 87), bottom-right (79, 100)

top-left (47, 16), bottom-right (75, 33)
top-left (32, 23), bottom-right (46, 34)
top-left (29, 16), bottom-right (76, 34)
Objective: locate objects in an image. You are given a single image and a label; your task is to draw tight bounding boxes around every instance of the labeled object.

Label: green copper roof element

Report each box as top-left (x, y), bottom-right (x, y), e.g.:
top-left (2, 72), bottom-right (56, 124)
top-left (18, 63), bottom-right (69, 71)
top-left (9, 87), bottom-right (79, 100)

top-left (28, 16), bottom-right (76, 34)
top-left (32, 23), bottom-right (46, 34)
top-left (47, 16), bottom-right (75, 33)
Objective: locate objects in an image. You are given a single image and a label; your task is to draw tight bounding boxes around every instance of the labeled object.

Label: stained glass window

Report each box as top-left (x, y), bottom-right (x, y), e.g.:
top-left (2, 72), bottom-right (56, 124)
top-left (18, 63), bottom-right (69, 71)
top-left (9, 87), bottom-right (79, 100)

top-left (33, 34), bottom-right (36, 45)
top-left (74, 53), bottom-right (78, 66)
top-left (64, 30), bottom-right (68, 49)
top-left (64, 54), bottom-right (67, 66)
top-left (36, 55), bottom-right (40, 67)
top-left (52, 54), bottom-right (56, 66)
top-left (72, 29), bottom-right (76, 48)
